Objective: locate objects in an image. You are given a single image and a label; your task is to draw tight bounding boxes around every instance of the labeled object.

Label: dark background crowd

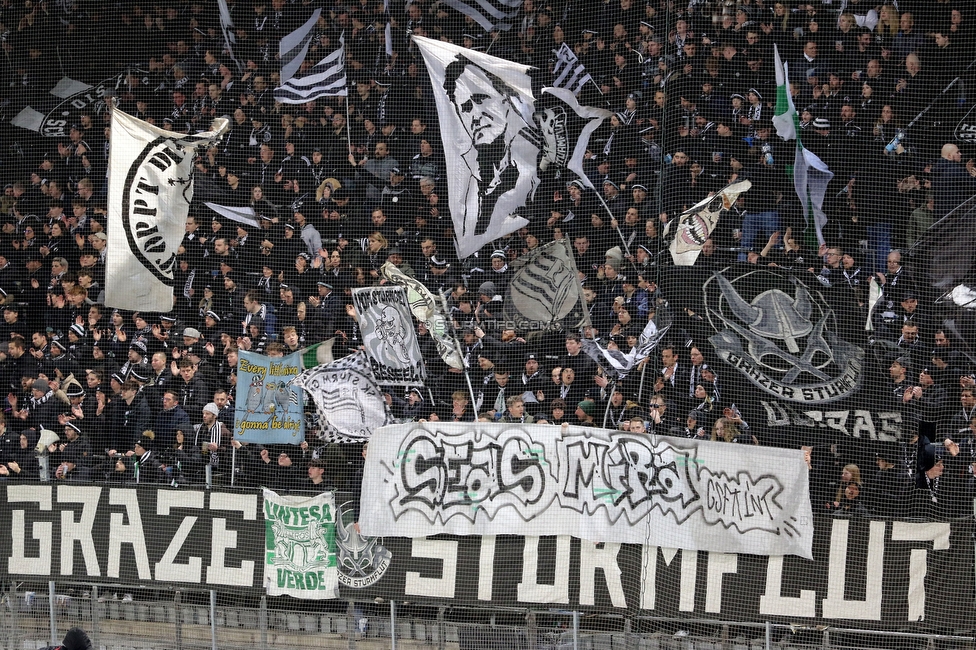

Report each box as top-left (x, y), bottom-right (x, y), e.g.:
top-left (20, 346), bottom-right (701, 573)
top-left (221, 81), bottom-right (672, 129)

top-left (0, 0), bottom-right (973, 521)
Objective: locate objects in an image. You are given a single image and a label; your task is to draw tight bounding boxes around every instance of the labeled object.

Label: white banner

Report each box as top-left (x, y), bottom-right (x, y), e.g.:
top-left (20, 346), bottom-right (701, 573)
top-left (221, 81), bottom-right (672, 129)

top-left (293, 350), bottom-right (393, 443)
top-left (413, 36), bottom-right (612, 259)
top-left (263, 488), bottom-right (339, 599)
top-left (351, 286), bottom-right (426, 386)
top-left (105, 110), bottom-right (228, 311)
top-left (360, 423), bottom-right (814, 559)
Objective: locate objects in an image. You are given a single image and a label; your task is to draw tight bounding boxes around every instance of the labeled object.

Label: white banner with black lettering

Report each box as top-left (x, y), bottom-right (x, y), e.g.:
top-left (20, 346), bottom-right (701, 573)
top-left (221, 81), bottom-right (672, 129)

top-left (360, 423), bottom-right (814, 559)
top-left (105, 110), bottom-right (228, 311)
top-left (351, 286), bottom-right (426, 386)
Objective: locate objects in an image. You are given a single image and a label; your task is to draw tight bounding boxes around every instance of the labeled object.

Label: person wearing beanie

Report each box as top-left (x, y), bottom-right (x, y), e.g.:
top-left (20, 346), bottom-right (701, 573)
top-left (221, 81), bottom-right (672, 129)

top-left (51, 420), bottom-right (92, 482)
top-left (575, 398), bottom-right (596, 425)
top-left (110, 431), bottom-right (165, 484)
top-left (198, 402), bottom-right (230, 481)
top-left (39, 626), bottom-right (93, 650)
top-left (0, 427), bottom-right (41, 480)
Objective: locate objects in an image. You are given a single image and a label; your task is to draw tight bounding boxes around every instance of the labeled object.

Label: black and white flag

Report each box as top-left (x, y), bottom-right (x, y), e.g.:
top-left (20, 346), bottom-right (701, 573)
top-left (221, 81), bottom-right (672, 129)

top-left (105, 110), bottom-right (229, 311)
top-left (581, 306), bottom-right (672, 380)
top-left (10, 75), bottom-right (120, 137)
top-left (274, 35), bottom-right (348, 104)
top-left (278, 8), bottom-right (323, 85)
top-left (551, 43), bottom-right (592, 96)
top-left (217, 0), bottom-right (243, 72)
top-left (503, 238), bottom-right (589, 331)
top-left (293, 351), bottom-right (392, 444)
top-left (414, 36), bottom-right (613, 259)
top-left (380, 262), bottom-right (465, 370)
top-left (442, 0), bottom-right (523, 32)
top-left (351, 286), bottom-right (427, 386)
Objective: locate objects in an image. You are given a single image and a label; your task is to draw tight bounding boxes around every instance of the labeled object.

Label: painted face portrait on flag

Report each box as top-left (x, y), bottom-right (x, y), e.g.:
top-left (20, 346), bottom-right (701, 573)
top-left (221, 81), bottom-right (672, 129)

top-left (414, 36), bottom-right (613, 260)
top-left (443, 55), bottom-right (541, 243)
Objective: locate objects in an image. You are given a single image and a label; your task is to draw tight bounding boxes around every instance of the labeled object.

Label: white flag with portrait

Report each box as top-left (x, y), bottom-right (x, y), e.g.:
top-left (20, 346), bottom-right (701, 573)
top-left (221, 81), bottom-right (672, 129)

top-left (105, 110), bottom-right (228, 311)
top-left (414, 36), bottom-right (612, 259)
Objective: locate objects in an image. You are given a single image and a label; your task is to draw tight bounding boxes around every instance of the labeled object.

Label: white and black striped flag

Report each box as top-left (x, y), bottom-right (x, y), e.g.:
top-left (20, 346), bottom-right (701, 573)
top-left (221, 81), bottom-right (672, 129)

top-left (442, 0), bottom-right (523, 32)
top-left (278, 8), bottom-right (323, 84)
top-left (274, 35), bottom-right (348, 104)
top-left (551, 43), bottom-right (592, 96)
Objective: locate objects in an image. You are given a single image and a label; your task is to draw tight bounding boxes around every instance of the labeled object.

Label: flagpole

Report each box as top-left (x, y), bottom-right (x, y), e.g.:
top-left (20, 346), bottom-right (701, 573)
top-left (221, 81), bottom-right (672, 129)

top-left (602, 382), bottom-right (616, 428)
top-left (593, 191), bottom-right (631, 257)
top-left (636, 361), bottom-right (648, 402)
top-left (344, 95), bottom-right (353, 158)
top-left (438, 289), bottom-right (480, 418)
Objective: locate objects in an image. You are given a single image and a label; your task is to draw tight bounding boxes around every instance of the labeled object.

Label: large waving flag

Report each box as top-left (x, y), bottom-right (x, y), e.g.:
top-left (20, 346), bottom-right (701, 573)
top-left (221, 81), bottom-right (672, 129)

top-left (773, 44), bottom-right (833, 247)
top-left (442, 0), bottom-right (523, 32)
top-left (413, 35), bottom-right (612, 259)
top-left (274, 35), bottom-right (348, 104)
top-left (105, 110), bottom-right (229, 311)
top-left (278, 9), bottom-right (323, 85)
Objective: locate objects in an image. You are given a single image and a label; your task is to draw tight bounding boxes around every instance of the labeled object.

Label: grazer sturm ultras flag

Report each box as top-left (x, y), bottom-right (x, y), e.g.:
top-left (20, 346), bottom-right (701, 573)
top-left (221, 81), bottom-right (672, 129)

top-left (772, 44), bottom-right (832, 247)
top-left (105, 110), bottom-right (229, 311)
top-left (413, 35), bottom-right (613, 259)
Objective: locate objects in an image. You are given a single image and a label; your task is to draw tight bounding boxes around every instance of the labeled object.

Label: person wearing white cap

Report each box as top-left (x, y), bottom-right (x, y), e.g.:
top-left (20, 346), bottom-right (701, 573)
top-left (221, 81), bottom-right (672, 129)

top-left (197, 402), bottom-right (230, 480)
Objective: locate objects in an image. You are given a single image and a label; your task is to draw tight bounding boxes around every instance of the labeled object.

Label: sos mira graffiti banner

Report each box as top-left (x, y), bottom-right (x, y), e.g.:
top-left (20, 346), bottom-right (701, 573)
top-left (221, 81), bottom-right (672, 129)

top-left (359, 422), bottom-right (815, 559)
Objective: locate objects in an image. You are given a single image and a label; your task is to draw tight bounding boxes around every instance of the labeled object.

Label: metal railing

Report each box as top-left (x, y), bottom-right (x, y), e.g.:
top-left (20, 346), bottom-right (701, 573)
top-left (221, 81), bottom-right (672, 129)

top-left (3, 582), bottom-right (972, 650)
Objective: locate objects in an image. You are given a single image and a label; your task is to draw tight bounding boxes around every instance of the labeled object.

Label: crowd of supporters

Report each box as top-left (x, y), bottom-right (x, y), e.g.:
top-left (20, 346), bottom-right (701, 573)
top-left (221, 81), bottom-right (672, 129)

top-left (0, 0), bottom-right (974, 520)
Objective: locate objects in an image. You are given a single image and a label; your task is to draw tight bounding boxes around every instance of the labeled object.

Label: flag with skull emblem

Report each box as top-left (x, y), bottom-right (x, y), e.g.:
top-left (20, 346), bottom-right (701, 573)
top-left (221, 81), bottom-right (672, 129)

top-left (351, 286), bottom-right (427, 386)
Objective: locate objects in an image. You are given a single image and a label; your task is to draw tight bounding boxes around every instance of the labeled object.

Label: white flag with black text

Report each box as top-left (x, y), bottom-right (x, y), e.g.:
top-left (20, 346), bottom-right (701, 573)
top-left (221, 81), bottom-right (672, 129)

top-left (105, 110), bottom-right (228, 311)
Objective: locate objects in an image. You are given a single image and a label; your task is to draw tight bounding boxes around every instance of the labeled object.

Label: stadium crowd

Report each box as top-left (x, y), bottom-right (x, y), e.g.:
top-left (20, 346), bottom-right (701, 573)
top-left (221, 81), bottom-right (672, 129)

top-left (0, 0), bottom-right (974, 520)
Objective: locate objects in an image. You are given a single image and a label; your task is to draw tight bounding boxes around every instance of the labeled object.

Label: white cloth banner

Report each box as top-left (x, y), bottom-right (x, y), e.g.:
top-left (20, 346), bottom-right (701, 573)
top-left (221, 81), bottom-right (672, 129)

top-left (263, 488), bottom-right (339, 599)
top-left (105, 110), bottom-right (228, 311)
top-left (351, 286), bottom-right (427, 386)
top-left (414, 36), bottom-right (611, 259)
top-left (360, 422), bottom-right (814, 559)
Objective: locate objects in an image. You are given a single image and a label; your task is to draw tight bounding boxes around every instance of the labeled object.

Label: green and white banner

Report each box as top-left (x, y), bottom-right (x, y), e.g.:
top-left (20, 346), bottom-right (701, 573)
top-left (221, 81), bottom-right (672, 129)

top-left (263, 489), bottom-right (339, 599)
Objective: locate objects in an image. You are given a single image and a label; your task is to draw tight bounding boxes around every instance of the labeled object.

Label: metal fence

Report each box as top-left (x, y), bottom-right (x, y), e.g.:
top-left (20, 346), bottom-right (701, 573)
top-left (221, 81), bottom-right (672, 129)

top-left (3, 583), bottom-right (972, 650)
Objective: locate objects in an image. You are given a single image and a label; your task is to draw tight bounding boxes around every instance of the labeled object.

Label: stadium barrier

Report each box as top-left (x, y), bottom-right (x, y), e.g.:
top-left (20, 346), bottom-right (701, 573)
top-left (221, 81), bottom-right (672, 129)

top-left (1, 483), bottom-right (973, 649)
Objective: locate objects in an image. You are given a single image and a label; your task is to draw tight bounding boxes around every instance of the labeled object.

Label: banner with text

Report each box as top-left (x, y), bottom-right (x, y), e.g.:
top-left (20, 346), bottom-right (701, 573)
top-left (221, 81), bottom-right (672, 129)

top-left (235, 350), bottom-right (306, 444)
top-left (263, 489), bottom-right (339, 599)
top-left (351, 286), bottom-right (426, 386)
top-left (0, 484), bottom-right (263, 590)
top-left (339, 516), bottom-right (974, 628)
top-left (359, 423), bottom-right (814, 558)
